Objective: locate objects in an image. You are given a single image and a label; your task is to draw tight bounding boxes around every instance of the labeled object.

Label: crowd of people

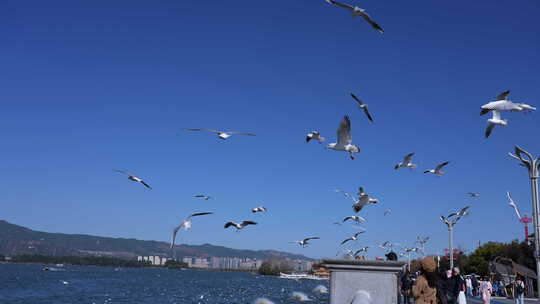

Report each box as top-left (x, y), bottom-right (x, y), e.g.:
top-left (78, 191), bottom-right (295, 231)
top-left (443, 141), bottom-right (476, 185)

top-left (398, 256), bottom-right (527, 304)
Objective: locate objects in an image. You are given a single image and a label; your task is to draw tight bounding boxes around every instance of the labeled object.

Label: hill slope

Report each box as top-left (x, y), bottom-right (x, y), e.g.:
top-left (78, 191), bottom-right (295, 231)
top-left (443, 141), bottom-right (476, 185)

top-left (0, 220), bottom-right (311, 260)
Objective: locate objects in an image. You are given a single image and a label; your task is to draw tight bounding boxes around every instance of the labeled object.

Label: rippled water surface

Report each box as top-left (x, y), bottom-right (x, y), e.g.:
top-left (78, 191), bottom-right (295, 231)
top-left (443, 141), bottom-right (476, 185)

top-left (0, 263), bottom-right (330, 304)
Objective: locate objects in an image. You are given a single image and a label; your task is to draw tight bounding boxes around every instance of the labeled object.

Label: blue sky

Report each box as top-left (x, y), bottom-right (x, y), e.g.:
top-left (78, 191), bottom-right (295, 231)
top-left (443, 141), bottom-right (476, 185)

top-left (1, 0), bottom-right (539, 259)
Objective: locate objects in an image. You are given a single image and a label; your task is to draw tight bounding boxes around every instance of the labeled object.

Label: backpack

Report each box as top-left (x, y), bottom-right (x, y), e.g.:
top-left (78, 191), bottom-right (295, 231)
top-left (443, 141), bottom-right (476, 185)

top-left (516, 282), bottom-right (525, 294)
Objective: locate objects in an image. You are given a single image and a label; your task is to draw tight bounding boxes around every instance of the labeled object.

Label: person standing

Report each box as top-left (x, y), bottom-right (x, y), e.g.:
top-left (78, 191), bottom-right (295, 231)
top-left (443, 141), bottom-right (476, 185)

top-left (412, 256), bottom-right (438, 304)
top-left (448, 267), bottom-right (464, 304)
top-left (437, 268), bottom-right (449, 304)
top-left (465, 276), bottom-right (472, 296)
top-left (471, 276), bottom-right (479, 297)
top-left (401, 271), bottom-right (412, 304)
top-left (514, 277), bottom-right (525, 304)
top-left (480, 277), bottom-right (492, 304)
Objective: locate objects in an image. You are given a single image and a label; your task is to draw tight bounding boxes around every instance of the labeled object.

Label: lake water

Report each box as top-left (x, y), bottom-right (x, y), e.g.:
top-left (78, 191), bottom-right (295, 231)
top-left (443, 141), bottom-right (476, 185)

top-left (0, 263), bottom-right (330, 304)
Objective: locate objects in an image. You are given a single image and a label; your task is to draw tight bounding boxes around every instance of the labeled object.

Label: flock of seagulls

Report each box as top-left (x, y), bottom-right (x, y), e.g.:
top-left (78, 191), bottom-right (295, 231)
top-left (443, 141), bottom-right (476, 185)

top-left (100, 0), bottom-right (536, 269)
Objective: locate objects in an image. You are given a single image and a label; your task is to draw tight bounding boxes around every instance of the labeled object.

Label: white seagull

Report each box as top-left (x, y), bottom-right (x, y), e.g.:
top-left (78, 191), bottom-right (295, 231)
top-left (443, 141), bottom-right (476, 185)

top-left (467, 192), bottom-right (480, 198)
top-left (423, 161), bottom-right (450, 176)
top-left (290, 237), bottom-right (320, 248)
top-left (354, 246), bottom-right (370, 257)
top-left (341, 231), bottom-right (365, 245)
top-left (506, 191), bottom-right (522, 220)
top-left (485, 110), bottom-right (508, 138)
top-left (343, 215), bottom-right (367, 224)
top-left (306, 131), bottom-right (325, 143)
top-left (251, 206), bottom-right (267, 213)
top-left (114, 170), bottom-right (151, 189)
top-left (170, 212), bottom-right (213, 249)
top-left (325, 0), bottom-right (384, 34)
top-left (326, 115), bottom-right (360, 160)
top-left (480, 90), bottom-right (535, 115)
top-left (185, 128), bottom-right (256, 140)
top-left (224, 220), bottom-right (257, 231)
top-left (350, 92), bottom-right (374, 123)
top-left (395, 153), bottom-right (416, 170)
top-left (353, 187), bottom-right (379, 213)
top-left (194, 194), bottom-right (211, 200)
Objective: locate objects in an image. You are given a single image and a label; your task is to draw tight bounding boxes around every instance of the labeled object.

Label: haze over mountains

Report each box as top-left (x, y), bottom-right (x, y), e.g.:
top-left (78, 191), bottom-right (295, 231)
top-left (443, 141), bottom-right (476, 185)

top-left (0, 220), bottom-right (311, 261)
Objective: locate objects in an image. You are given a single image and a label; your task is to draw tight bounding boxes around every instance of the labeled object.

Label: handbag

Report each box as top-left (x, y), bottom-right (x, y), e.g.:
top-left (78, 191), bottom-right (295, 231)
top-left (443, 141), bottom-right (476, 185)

top-left (458, 291), bottom-right (467, 304)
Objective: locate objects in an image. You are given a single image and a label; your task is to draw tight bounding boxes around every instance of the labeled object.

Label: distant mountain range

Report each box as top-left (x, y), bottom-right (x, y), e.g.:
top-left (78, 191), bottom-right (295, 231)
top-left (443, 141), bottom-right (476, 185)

top-left (0, 220), bottom-right (311, 261)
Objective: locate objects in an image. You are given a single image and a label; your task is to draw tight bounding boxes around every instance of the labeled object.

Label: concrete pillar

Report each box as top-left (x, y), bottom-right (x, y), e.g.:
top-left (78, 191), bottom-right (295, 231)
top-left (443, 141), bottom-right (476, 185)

top-left (323, 259), bottom-right (406, 304)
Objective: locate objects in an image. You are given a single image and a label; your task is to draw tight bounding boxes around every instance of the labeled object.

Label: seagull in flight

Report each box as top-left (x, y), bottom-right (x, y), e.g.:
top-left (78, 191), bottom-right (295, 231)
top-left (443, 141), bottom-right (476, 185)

top-left (325, 0), bottom-right (384, 34)
top-left (114, 170), bottom-right (151, 189)
top-left (379, 241), bottom-right (399, 251)
top-left (384, 209), bottom-right (392, 216)
top-left (353, 187), bottom-right (379, 213)
top-left (194, 194), bottom-right (211, 200)
top-left (416, 236), bottom-right (430, 246)
top-left (170, 212), bottom-right (213, 249)
top-left (467, 192), bottom-right (480, 198)
top-left (424, 161), bottom-right (450, 176)
top-left (306, 131), bottom-right (325, 143)
top-left (395, 153), bottom-right (416, 170)
top-left (480, 91), bottom-right (535, 115)
top-left (350, 92), bottom-right (374, 123)
top-left (449, 206), bottom-right (470, 219)
top-left (507, 191), bottom-right (522, 220)
top-left (224, 221), bottom-right (257, 231)
top-left (485, 110), bottom-right (508, 138)
top-left (343, 215), bottom-right (366, 224)
top-left (326, 115), bottom-right (360, 160)
top-left (251, 206), bottom-right (267, 213)
top-left (341, 232), bottom-right (365, 245)
top-left (354, 246), bottom-right (370, 257)
top-left (290, 237), bottom-right (320, 248)
top-left (185, 128), bottom-right (256, 140)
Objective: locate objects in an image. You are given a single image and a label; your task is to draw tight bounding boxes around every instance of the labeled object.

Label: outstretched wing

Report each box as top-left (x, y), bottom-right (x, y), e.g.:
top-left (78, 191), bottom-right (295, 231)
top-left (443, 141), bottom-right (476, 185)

top-left (227, 131), bottom-right (256, 136)
top-left (485, 122), bottom-right (495, 138)
top-left (325, 0), bottom-right (354, 11)
top-left (341, 238), bottom-right (353, 245)
top-left (304, 237), bottom-right (320, 242)
top-left (141, 181), bottom-right (152, 189)
top-left (185, 128), bottom-right (220, 134)
top-left (435, 161), bottom-right (450, 171)
top-left (189, 212), bottom-right (213, 218)
top-left (496, 90), bottom-right (510, 100)
top-left (114, 169), bottom-right (130, 175)
top-left (241, 221), bottom-right (258, 226)
top-left (337, 115), bottom-right (352, 146)
top-left (507, 191), bottom-right (522, 219)
top-left (224, 222), bottom-right (235, 228)
top-left (362, 106), bottom-right (374, 123)
top-left (350, 92), bottom-right (365, 106)
top-left (403, 153), bottom-right (415, 163)
top-left (358, 11), bottom-right (384, 34)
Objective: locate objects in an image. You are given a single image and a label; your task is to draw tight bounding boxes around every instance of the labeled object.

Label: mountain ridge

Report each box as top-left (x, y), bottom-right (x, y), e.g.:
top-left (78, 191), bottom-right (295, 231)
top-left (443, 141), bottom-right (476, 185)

top-left (0, 220), bottom-right (312, 261)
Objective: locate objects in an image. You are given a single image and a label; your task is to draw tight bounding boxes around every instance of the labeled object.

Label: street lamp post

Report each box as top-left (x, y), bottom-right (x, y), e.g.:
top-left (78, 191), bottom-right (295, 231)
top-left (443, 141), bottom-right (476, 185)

top-left (440, 206), bottom-right (469, 270)
top-left (509, 146), bottom-right (540, 299)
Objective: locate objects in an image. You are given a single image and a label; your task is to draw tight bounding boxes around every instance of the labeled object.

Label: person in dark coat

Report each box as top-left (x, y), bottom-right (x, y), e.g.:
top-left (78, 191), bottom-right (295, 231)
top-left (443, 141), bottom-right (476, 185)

top-left (437, 268), bottom-right (449, 304)
top-left (447, 267), bottom-right (464, 304)
top-left (401, 270), bottom-right (413, 304)
top-left (471, 275), bottom-right (479, 297)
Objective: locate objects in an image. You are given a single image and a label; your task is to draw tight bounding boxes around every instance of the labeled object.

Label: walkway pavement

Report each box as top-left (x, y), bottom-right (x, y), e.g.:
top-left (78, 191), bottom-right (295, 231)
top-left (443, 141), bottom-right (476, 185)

top-left (467, 296), bottom-right (538, 304)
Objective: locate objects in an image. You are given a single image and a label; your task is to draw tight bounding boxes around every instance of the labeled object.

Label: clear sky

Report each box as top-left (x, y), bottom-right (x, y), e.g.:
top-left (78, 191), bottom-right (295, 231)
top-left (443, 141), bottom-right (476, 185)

top-left (2, 0), bottom-right (540, 259)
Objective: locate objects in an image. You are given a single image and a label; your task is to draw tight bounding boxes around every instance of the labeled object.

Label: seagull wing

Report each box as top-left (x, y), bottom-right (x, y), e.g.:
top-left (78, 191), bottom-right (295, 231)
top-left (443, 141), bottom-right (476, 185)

top-left (224, 222), bottom-right (236, 229)
top-left (227, 131), bottom-right (256, 136)
top-left (304, 237), bottom-right (320, 242)
top-left (140, 181), bottom-right (152, 189)
top-left (337, 115), bottom-right (352, 146)
top-left (336, 189), bottom-right (356, 202)
top-left (170, 221), bottom-right (187, 249)
top-left (341, 238), bottom-right (353, 245)
top-left (114, 169), bottom-right (130, 175)
top-left (185, 128), bottom-right (221, 134)
top-left (343, 216), bottom-right (353, 223)
top-left (241, 221), bottom-right (258, 226)
top-left (403, 153), bottom-right (415, 164)
top-left (435, 161), bottom-right (450, 171)
top-left (496, 90), bottom-right (510, 100)
top-left (189, 212), bottom-right (213, 218)
top-left (485, 121), bottom-right (495, 138)
top-left (362, 105), bottom-right (374, 123)
top-left (358, 10), bottom-right (384, 34)
top-left (353, 231), bottom-right (365, 238)
top-left (350, 92), bottom-right (365, 106)
top-left (325, 0), bottom-right (354, 11)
